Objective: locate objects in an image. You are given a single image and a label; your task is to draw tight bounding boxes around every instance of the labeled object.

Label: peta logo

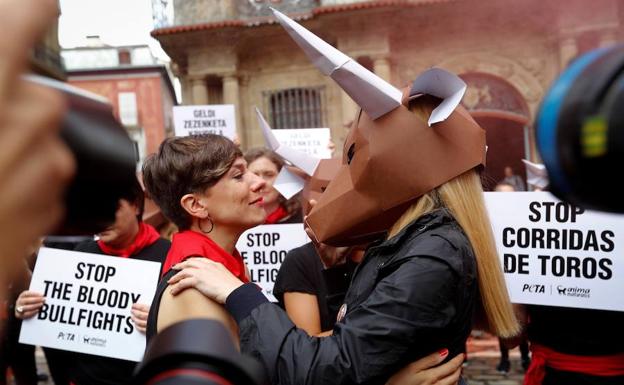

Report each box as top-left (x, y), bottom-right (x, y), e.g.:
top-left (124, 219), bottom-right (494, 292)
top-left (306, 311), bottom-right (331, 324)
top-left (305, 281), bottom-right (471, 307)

top-left (521, 284), bottom-right (545, 293)
top-left (57, 332), bottom-right (75, 341)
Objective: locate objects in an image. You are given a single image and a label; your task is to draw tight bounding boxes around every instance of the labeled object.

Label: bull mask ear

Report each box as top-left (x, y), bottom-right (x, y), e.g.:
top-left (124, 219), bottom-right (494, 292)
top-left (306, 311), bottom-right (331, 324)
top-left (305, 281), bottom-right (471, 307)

top-left (408, 68), bottom-right (467, 126)
top-left (271, 8), bottom-right (402, 120)
top-left (255, 107), bottom-right (320, 176)
top-left (274, 167), bottom-right (306, 199)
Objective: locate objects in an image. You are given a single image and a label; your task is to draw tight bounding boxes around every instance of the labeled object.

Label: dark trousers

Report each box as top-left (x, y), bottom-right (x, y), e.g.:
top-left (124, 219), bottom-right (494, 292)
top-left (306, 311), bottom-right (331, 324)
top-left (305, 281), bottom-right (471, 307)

top-left (42, 348), bottom-right (73, 385)
top-left (499, 337), bottom-right (530, 361)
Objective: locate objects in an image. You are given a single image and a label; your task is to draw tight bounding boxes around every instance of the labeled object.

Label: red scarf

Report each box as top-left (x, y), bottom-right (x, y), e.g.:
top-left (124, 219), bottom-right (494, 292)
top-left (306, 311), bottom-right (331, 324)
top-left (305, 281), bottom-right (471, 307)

top-left (97, 222), bottom-right (160, 258)
top-left (163, 230), bottom-right (249, 283)
top-left (265, 205), bottom-right (288, 224)
top-left (524, 343), bottom-right (624, 385)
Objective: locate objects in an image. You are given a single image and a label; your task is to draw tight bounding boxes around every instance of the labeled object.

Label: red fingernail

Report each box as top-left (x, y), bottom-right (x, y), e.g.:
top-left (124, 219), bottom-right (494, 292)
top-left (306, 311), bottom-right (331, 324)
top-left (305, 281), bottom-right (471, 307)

top-left (438, 348), bottom-right (449, 357)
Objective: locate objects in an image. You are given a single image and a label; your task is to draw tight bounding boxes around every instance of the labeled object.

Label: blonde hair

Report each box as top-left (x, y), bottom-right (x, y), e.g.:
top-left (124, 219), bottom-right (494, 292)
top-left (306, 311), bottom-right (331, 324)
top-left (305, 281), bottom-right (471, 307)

top-left (386, 95), bottom-right (520, 338)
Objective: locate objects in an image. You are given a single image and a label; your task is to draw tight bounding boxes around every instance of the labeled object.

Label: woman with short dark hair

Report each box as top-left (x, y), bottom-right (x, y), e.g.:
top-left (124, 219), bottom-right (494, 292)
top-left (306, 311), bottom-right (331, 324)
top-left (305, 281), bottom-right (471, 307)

top-left (142, 134), bottom-right (267, 342)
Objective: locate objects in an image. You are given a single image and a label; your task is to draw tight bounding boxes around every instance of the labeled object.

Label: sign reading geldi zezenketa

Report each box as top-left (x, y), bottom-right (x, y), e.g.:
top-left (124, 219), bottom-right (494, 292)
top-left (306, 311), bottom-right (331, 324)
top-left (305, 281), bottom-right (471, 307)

top-left (19, 247), bottom-right (161, 361)
top-left (173, 104), bottom-right (236, 139)
top-left (485, 192), bottom-right (624, 311)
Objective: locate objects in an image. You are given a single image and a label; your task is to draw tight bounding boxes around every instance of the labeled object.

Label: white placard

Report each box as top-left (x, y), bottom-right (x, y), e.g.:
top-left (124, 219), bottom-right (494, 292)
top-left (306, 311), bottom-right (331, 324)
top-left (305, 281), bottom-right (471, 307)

top-left (173, 104), bottom-right (236, 139)
top-left (237, 224), bottom-right (309, 302)
top-left (271, 128), bottom-right (332, 159)
top-left (19, 248), bottom-right (161, 361)
top-left (485, 192), bottom-right (624, 311)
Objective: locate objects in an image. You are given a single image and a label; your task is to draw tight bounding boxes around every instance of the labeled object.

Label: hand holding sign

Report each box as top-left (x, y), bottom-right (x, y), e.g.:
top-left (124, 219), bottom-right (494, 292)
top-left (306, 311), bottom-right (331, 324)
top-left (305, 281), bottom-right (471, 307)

top-left (20, 248), bottom-right (161, 361)
top-left (131, 303), bottom-right (150, 334)
top-left (14, 290), bottom-right (45, 320)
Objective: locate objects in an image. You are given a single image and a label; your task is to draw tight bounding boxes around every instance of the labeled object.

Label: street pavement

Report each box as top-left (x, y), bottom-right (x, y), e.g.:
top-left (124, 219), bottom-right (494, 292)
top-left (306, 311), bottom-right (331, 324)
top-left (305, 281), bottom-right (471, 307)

top-left (464, 332), bottom-right (526, 385)
top-left (24, 333), bottom-right (525, 385)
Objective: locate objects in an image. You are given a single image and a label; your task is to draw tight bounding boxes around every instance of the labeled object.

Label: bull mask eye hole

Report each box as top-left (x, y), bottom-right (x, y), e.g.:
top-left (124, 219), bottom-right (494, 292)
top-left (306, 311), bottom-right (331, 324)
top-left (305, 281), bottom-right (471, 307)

top-left (321, 186), bottom-right (326, 192)
top-left (347, 143), bottom-right (355, 165)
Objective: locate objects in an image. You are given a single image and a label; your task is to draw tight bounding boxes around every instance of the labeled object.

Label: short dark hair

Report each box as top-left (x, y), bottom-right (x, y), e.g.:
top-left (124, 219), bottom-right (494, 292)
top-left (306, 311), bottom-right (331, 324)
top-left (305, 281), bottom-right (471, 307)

top-left (119, 177), bottom-right (145, 222)
top-left (142, 135), bottom-right (242, 230)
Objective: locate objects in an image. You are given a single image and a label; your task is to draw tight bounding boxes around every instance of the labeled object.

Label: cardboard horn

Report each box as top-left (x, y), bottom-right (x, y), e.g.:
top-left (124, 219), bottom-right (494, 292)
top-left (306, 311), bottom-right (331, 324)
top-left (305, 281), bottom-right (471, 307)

top-left (270, 8), bottom-right (402, 120)
top-left (255, 107), bottom-right (320, 176)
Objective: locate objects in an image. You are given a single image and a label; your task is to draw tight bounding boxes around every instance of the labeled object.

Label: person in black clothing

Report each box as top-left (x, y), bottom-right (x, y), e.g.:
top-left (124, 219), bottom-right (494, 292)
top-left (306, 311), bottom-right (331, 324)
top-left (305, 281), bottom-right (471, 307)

top-left (15, 179), bottom-right (170, 385)
top-left (273, 242), bottom-right (359, 335)
top-left (520, 305), bottom-right (624, 384)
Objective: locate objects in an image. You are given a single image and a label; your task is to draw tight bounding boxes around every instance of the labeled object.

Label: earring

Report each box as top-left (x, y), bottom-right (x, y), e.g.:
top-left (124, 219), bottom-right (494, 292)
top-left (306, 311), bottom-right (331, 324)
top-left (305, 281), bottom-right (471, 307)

top-left (199, 216), bottom-right (214, 234)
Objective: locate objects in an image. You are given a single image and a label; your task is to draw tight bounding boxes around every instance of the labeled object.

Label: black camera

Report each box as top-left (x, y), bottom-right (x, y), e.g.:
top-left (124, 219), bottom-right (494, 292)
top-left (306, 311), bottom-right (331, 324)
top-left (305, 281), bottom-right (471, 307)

top-left (25, 75), bottom-right (138, 234)
top-left (536, 44), bottom-right (624, 213)
top-left (133, 319), bottom-right (267, 385)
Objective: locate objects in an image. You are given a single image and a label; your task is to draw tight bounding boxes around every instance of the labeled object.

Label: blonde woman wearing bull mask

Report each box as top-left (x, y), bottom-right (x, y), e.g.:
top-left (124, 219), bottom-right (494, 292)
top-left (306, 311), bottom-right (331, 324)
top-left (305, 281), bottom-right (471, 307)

top-left (164, 10), bottom-right (518, 385)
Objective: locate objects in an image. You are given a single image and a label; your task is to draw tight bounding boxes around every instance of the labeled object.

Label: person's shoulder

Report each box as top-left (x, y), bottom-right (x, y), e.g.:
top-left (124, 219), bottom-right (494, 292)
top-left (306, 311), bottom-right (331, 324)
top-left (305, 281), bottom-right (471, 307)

top-left (151, 238), bottom-right (172, 250)
top-left (398, 219), bottom-right (473, 273)
top-left (73, 239), bottom-right (101, 254)
top-left (137, 238), bottom-right (171, 262)
top-left (283, 242), bottom-right (320, 268)
top-left (278, 210), bottom-right (303, 224)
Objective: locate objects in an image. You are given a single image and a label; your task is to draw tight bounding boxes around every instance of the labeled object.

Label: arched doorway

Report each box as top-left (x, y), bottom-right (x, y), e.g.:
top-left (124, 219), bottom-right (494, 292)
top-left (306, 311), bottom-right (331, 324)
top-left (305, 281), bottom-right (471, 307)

top-left (460, 73), bottom-right (531, 190)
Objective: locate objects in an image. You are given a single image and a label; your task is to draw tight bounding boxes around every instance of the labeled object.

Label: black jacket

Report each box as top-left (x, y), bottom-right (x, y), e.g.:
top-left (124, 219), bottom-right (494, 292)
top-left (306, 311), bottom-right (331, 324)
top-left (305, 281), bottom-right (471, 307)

top-left (226, 209), bottom-right (477, 385)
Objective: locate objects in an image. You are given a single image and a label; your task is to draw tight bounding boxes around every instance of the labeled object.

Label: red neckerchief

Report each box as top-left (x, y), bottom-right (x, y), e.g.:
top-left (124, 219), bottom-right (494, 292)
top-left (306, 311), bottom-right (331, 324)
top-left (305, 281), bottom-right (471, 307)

top-left (265, 205), bottom-right (288, 224)
top-left (163, 230), bottom-right (249, 283)
top-left (97, 222), bottom-right (160, 258)
top-left (524, 343), bottom-right (624, 385)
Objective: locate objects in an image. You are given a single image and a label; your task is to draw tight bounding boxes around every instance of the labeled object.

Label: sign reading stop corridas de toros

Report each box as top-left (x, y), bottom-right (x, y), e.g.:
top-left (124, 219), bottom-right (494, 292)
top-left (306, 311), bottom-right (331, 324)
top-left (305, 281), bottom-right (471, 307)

top-left (485, 192), bottom-right (624, 311)
top-left (237, 224), bottom-right (310, 302)
top-left (173, 105), bottom-right (237, 139)
top-left (19, 248), bottom-right (161, 361)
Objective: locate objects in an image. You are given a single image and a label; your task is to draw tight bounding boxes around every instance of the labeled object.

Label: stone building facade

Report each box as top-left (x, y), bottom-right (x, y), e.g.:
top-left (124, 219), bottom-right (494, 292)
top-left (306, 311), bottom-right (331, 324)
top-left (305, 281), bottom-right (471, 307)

top-left (151, 0), bottom-right (623, 184)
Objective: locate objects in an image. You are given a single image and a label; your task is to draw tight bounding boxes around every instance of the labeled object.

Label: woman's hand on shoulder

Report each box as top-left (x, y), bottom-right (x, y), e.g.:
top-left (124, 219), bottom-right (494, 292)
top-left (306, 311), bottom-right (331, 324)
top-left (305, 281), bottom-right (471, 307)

top-left (14, 290), bottom-right (45, 320)
top-left (385, 350), bottom-right (464, 385)
top-left (168, 258), bottom-right (244, 304)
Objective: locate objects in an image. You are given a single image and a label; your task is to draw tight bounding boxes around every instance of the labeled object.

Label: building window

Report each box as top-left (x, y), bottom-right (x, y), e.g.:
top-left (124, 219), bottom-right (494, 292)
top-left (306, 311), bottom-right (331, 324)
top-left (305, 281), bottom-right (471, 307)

top-left (263, 86), bottom-right (326, 129)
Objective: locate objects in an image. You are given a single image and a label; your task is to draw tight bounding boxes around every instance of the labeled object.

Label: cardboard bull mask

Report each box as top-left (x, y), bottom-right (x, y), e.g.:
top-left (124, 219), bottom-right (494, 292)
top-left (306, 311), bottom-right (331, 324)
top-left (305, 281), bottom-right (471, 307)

top-left (272, 9), bottom-right (486, 246)
top-left (255, 108), bottom-right (341, 214)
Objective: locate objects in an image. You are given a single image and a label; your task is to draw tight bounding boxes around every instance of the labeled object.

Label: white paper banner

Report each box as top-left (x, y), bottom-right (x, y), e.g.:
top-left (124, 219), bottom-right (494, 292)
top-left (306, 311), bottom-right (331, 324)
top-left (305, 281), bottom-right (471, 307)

top-left (271, 128), bottom-right (332, 159)
top-left (19, 248), bottom-right (161, 361)
top-left (237, 224), bottom-right (309, 302)
top-left (173, 105), bottom-right (236, 139)
top-left (485, 192), bottom-right (624, 311)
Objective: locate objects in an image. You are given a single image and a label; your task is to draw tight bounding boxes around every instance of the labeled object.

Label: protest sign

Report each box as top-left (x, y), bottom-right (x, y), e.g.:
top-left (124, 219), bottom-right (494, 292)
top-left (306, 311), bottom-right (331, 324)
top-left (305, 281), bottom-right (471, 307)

top-left (173, 105), bottom-right (236, 139)
top-left (485, 192), bottom-right (624, 311)
top-left (237, 224), bottom-right (309, 302)
top-left (271, 128), bottom-right (332, 159)
top-left (19, 247), bottom-right (161, 361)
